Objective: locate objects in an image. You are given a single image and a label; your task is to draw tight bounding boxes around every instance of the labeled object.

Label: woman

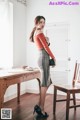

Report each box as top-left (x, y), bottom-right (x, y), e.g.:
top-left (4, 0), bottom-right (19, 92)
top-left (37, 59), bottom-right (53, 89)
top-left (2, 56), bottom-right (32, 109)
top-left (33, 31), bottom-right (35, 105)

top-left (29, 16), bottom-right (56, 118)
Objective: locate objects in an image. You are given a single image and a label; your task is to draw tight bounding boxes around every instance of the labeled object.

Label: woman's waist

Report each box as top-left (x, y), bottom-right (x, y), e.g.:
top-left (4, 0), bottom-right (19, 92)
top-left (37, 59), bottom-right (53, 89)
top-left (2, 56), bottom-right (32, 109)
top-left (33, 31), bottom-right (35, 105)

top-left (38, 48), bottom-right (49, 57)
top-left (38, 48), bottom-right (46, 52)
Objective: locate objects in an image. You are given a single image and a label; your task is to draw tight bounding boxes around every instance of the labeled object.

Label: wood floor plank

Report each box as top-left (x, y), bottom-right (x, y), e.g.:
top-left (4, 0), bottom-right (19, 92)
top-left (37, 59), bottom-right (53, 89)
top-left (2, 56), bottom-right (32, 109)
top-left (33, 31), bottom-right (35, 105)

top-left (0, 93), bottom-right (80, 120)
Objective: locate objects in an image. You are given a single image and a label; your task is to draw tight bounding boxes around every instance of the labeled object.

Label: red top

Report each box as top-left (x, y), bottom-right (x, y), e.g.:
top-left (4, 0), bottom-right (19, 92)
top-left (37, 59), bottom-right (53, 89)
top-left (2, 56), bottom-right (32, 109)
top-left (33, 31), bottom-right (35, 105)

top-left (34, 33), bottom-right (55, 59)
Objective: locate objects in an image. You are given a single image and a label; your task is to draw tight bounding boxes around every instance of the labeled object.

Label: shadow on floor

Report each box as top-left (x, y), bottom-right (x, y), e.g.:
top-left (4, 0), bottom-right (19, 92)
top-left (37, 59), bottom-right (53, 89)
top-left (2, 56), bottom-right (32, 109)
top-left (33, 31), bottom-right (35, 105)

top-left (33, 114), bottom-right (48, 120)
top-left (33, 114), bottom-right (57, 120)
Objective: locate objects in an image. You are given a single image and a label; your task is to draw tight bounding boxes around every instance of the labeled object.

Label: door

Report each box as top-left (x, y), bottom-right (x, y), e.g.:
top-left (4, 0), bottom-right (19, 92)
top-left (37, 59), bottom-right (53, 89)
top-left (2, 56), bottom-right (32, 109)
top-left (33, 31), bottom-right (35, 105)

top-left (45, 23), bottom-right (70, 85)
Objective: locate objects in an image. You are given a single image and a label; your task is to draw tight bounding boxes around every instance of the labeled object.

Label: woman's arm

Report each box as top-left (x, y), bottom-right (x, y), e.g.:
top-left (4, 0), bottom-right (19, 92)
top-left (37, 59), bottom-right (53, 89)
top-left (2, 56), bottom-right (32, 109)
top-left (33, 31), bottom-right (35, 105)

top-left (37, 32), bottom-right (55, 59)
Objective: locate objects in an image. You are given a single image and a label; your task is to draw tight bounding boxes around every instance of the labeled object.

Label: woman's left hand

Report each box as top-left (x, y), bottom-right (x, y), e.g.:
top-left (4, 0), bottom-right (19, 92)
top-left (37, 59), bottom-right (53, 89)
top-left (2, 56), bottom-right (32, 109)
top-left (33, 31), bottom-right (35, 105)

top-left (45, 37), bottom-right (50, 46)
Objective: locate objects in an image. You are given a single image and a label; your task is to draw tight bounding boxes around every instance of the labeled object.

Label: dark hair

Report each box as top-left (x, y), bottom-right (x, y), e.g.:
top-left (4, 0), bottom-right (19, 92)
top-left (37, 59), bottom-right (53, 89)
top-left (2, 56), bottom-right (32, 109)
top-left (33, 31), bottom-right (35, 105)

top-left (29, 16), bottom-right (45, 42)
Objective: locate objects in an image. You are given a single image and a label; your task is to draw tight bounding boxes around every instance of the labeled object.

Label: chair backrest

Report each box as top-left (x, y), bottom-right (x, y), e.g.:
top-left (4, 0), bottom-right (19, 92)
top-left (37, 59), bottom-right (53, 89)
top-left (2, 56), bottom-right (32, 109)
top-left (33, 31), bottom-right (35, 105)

top-left (72, 61), bottom-right (80, 86)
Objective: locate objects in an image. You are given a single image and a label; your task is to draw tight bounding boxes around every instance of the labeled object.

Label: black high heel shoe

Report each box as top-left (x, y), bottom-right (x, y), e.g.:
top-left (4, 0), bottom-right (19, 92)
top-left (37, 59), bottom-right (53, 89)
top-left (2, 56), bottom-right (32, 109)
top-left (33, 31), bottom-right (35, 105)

top-left (33, 105), bottom-right (49, 118)
top-left (33, 105), bottom-right (41, 115)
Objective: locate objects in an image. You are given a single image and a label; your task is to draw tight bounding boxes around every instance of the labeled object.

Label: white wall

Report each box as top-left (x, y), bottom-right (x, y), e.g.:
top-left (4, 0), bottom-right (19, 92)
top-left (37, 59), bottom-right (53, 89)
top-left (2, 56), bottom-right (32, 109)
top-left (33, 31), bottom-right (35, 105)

top-left (4, 0), bottom-right (27, 102)
top-left (26, 0), bottom-right (80, 93)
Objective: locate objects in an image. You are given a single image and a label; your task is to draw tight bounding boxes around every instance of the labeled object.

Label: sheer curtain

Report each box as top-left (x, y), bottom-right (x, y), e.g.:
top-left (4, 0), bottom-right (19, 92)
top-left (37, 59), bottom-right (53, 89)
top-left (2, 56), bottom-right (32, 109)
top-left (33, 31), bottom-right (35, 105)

top-left (0, 0), bottom-right (13, 68)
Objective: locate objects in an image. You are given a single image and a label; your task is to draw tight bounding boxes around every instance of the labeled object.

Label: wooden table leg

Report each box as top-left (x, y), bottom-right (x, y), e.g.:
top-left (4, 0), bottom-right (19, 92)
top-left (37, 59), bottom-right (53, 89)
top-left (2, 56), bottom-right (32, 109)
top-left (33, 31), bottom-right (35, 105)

top-left (36, 78), bottom-right (41, 106)
top-left (0, 81), bottom-right (6, 109)
top-left (66, 91), bottom-right (70, 120)
top-left (53, 86), bottom-right (57, 114)
top-left (0, 96), bottom-right (4, 108)
top-left (37, 78), bottom-right (41, 94)
top-left (17, 83), bottom-right (20, 103)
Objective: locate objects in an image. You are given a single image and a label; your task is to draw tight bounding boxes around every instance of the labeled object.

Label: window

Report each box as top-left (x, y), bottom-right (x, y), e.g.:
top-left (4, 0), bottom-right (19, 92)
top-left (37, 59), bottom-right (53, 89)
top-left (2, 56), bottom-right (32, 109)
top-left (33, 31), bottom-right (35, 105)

top-left (0, 1), bottom-right (13, 68)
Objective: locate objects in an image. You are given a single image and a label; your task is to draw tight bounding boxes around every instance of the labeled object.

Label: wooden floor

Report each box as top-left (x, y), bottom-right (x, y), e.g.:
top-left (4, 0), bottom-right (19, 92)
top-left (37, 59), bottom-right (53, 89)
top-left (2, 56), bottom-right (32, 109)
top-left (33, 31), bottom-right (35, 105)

top-left (1, 93), bottom-right (80, 120)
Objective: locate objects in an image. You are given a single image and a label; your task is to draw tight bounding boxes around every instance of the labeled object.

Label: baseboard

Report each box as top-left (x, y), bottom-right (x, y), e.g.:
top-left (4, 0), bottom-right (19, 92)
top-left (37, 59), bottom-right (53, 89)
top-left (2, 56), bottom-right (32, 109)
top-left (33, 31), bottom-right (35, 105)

top-left (4, 87), bottom-right (66, 102)
top-left (4, 89), bottom-right (27, 102)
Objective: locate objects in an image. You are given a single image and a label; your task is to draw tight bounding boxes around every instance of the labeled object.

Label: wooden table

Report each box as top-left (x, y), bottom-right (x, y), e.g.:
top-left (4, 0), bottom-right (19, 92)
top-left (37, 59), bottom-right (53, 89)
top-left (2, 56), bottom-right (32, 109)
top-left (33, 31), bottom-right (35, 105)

top-left (0, 68), bottom-right (41, 108)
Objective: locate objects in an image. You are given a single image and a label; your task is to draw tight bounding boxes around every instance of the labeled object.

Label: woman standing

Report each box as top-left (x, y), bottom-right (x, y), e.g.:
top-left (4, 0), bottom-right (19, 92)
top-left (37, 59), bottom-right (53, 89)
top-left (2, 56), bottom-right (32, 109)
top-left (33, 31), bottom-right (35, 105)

top-left (29, 16), bottom-right (56, 118)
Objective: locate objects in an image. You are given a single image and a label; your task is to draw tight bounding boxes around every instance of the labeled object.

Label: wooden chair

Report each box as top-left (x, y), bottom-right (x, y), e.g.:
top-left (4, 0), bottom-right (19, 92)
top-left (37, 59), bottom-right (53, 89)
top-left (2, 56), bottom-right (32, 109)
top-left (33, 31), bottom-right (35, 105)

top-left (53, 61), bottom-right (80, 120)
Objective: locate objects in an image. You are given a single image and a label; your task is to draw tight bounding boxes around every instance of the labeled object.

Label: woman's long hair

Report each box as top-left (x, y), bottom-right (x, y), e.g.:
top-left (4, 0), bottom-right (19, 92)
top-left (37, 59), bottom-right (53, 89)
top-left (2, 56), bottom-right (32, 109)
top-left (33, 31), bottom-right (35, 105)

top-left (29, 16), bottom-right (45, 42)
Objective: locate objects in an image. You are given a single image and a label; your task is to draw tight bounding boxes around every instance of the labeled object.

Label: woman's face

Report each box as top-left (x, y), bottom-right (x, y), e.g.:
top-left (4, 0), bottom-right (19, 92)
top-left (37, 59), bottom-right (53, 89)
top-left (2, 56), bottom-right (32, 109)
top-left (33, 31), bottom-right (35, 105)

top-left (36, 18), bottom-right (45, 29)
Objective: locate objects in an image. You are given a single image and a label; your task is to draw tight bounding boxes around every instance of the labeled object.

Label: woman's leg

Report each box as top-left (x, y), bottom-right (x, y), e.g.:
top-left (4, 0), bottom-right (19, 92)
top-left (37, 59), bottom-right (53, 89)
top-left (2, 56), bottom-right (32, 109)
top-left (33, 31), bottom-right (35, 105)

top-left (38, 85), bottom-right (50, 114)
top-left (39, 87), bottom-right (48, 111)
top-left (38, 78), bottom-right (52, 114)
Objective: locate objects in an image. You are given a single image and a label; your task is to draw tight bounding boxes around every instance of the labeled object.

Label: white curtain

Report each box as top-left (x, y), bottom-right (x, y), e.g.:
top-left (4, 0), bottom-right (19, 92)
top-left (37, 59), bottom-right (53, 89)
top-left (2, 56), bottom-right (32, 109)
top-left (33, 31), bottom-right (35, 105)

top-left (0, 0), bottom-right (13, 68)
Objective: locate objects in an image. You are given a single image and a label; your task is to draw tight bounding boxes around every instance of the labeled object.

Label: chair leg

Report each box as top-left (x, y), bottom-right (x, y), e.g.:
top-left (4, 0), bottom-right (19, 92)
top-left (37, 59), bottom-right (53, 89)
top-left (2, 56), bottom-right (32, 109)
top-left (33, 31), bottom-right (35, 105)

top-left (53, 86), bottom-right (57, 114)
top-left (66, 91), bottom-right (70, 120)
top-left (73, 93), bottom-right (76, 111)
